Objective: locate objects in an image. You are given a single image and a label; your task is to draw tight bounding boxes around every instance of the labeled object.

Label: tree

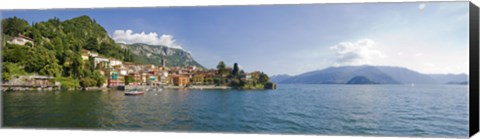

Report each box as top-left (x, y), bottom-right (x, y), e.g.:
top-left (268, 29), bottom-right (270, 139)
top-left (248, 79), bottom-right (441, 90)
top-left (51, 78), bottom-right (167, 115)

top-left (24, 47), bottom-right (60, 75)
top-left (39, 63), bottom-right (62, 77)
top-left (24, 42), bottom-right (33, 47)
top-left (85, 37), bottom-right (98, 51)
top-left (216, 61), bottom-right (230, 76)
top-left (92, 70), bottom-right (106, 87)
top-left (1, 16), bottom-right (30, 36)
top-left (124, 76), bottom-right (135, 85)
top-left (2, 62), bottom-right (27, 81)
top-left (80, 77), bottom-right (97, 88)
top-left (259, 72), bottom-right (270, 84)
top-left (239, 70), bottom-right (246, 77)
top-left (2, 43), bottom-right (31, 64)
top-left (98, 42), bottom-right (110, 54)
top-left (217, 61), bottom-right (226, 71)
top-left (232, 63), bottom-right (239, 76)
top-left (230, 78), bottom-right (242, 87)
top-left (54, 76), bottom-right (80, 90)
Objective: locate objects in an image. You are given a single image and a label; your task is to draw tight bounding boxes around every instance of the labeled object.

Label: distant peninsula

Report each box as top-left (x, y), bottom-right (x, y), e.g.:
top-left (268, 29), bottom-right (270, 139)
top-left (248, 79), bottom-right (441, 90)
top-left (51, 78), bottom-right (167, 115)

top-left (271, 65), bottom-right (468, 85)
top-left (346, 76), bottom-right (379, 84)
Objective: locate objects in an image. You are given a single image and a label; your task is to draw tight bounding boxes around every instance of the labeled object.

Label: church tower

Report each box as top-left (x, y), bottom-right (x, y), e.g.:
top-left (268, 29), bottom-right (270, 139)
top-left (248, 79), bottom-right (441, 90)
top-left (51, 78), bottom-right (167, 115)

top-left (161, 56), bottom-right (166, 67)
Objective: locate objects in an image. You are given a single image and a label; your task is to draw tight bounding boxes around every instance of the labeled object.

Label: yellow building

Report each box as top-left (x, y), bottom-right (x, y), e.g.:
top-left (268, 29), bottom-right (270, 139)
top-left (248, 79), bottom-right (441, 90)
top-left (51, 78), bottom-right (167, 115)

top-left (192, 74), bottom-right (205, 85)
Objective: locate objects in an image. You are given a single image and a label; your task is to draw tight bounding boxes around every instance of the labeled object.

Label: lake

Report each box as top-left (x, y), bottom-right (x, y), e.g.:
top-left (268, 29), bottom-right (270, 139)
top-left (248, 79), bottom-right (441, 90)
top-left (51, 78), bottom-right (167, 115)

top-left (2, 84), bottom-right (469, 138)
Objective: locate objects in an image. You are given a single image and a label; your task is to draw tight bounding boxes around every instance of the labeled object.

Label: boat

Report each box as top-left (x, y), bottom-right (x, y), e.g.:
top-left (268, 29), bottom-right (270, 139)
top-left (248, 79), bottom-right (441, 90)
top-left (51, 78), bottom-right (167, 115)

top-left (125, 89), bottom-right (144, 96)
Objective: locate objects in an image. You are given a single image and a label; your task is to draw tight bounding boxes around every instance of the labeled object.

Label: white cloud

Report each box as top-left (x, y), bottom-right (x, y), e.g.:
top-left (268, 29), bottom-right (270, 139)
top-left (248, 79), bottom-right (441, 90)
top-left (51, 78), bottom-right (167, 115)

top-left (329, 39), bottom-right (386, 66)
top-left (112, 29), bottom-right (183, 49)
top-left (418, 3), bottom-right (426, 10)
top-left (397, 52), bottom-right (404, 56)
top-left (414, 52), bottom-right (424, 57)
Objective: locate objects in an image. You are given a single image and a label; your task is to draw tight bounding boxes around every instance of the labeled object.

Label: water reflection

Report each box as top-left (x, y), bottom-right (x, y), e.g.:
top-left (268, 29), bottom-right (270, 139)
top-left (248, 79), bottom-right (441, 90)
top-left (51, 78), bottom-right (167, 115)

top-left (2, 85), bottom-right (469, 137)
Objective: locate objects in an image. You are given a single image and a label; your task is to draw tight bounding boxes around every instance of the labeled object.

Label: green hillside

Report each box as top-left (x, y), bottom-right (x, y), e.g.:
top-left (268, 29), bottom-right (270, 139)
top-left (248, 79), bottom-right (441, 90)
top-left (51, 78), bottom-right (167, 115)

top-left (1, 15), bottom-right (135, 89)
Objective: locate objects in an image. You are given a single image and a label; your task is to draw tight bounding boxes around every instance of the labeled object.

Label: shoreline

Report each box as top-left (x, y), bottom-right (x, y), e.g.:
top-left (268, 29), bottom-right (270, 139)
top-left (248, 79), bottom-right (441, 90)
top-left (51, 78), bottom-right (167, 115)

top-left (166, 85), bottom-right (231, 90)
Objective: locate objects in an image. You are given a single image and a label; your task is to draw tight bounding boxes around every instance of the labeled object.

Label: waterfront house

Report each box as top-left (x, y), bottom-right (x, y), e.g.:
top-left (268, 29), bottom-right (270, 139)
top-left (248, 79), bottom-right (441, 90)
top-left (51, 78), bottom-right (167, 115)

top-left (192, 74), bottom-right (205, 85)
top-left (141, 72), bottom-right (148, 84)
top-left (158, 71), bottom-right (170, 84)
top-left (108, 71), bottom-right (124, 87)
top-left (129, 72), bottom-right (142, 85)
top-left (7, 35), bottom-right (34, 47)
top-left (172, 75), bottom-right (190, 87)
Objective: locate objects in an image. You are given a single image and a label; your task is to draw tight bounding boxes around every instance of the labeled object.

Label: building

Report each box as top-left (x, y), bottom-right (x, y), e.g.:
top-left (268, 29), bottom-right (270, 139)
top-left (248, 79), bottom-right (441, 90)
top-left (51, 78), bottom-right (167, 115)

top-left (141, 73), bottom-right (148, 84)
top-left (109, 59), bottom-right (122, 67)
top-left (108, 71), bottom-right (124, 87)
top-left (94, 57), bottom-right (109, 68)
top-left (172, 75), bottom-right (190, 87)
top-left (128, 73), bottom-right (141, 85)
top-left (247, 71), bottom-right (261, 80)
top-left (81, 50), bottom-right (90, 60)
top-left (7, 35), bottom-right (34, 47)
top-left (158, 71), bottom-right (170, 84)
top-left (89, 52), bottom-right (98, 57)
top-left (192, 74), bottom-right (205, 85)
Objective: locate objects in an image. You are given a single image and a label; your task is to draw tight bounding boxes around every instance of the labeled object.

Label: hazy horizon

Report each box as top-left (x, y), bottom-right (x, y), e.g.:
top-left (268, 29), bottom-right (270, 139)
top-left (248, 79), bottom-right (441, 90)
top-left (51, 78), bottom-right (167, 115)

top-left (1, 2), bottom-right (469, 75)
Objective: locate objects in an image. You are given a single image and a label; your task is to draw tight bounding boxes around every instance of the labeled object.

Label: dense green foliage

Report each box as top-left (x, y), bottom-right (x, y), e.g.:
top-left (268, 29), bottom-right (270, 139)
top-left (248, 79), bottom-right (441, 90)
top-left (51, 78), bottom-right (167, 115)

top-left (214, 61), bottom-right (273, 89)
top-left (232, 63), bottom-right (239, 76)
top-left (1, 16), bottom-right (134, 89)
top-left (2, 62), bottom-right (27, 81)
top-left (124, 76), bottom-right (135, 85)
top-left (54, 76), bottom-right (80, 90)
top-left (217, 61), bottom-right (229, 76)
top-left (1, 17), bottom-right (29, 36)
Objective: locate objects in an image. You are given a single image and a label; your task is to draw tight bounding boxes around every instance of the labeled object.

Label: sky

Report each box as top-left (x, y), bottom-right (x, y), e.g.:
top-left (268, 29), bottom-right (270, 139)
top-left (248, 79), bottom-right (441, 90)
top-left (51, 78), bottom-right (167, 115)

top-left (0, 2), bottom-right (470, 75)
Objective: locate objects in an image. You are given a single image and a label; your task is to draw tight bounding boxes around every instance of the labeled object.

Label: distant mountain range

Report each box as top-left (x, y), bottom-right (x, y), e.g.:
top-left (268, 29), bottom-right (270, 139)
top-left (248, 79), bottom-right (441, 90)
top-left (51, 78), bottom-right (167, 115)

top-left (121, 43), bottom-right (204, 68)
top-left (271, 65), bottom-right (468, 85)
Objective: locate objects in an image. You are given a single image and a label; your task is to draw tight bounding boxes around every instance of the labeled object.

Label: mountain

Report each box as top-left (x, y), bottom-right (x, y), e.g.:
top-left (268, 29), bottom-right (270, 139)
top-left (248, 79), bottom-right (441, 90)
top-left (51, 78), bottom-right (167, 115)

top-left (375, 66), bottom-right (437, 84)
top-left (280, 65), bottom-right (398, 84)
top-left (347, 76), bottom-right (378, 84)
top-left (270, 74), bottom-right (292, 83)
top-left (428, 73), bottom-right (469, 84)
top-left (121, 43), bottom-right (204, 68)
top-left (276, 65), bottom-right (468, 84)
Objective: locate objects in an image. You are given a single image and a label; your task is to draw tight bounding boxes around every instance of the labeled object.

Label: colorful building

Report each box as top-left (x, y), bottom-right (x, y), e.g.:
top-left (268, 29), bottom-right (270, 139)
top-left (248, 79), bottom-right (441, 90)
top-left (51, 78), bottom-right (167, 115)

top-left (172, 75), bottom-right (190, 87)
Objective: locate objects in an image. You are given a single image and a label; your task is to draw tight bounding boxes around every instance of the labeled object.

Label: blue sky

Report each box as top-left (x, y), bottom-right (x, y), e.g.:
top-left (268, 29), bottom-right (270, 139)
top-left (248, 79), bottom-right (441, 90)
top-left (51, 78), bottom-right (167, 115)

top-left (1, 2), bottom-right (469, 75)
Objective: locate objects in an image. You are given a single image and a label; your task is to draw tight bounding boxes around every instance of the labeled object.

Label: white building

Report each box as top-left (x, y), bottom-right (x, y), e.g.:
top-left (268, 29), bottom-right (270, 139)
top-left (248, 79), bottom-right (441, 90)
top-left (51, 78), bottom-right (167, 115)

top-left (7, 35), bottom-right (34, 47)
top-left (94, 57), bottom-right (109, 68)
top-left (89, 52), bottom-right (98, 57)
top-left (109, 59), bottom-right (123, 67)
top-left (120, 69), bottom-right (128, 76)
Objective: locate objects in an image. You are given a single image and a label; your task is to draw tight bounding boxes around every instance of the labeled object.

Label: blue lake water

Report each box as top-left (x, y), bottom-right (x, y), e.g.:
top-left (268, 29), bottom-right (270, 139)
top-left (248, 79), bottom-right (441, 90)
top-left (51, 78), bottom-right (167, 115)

top-left (2, 84), bottom-right (469, 138)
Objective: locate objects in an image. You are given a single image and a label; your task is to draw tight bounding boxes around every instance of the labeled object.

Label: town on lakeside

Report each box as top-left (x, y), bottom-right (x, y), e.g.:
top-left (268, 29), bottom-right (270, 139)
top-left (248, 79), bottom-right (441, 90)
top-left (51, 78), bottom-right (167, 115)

top-left (2, 33), bottom-right (276, 91)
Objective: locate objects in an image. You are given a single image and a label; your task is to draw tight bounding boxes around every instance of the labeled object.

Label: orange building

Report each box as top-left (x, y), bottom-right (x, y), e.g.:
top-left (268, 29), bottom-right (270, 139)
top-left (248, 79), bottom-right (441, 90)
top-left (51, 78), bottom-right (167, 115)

top-left (173, 75), bottom-right (190, 87)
